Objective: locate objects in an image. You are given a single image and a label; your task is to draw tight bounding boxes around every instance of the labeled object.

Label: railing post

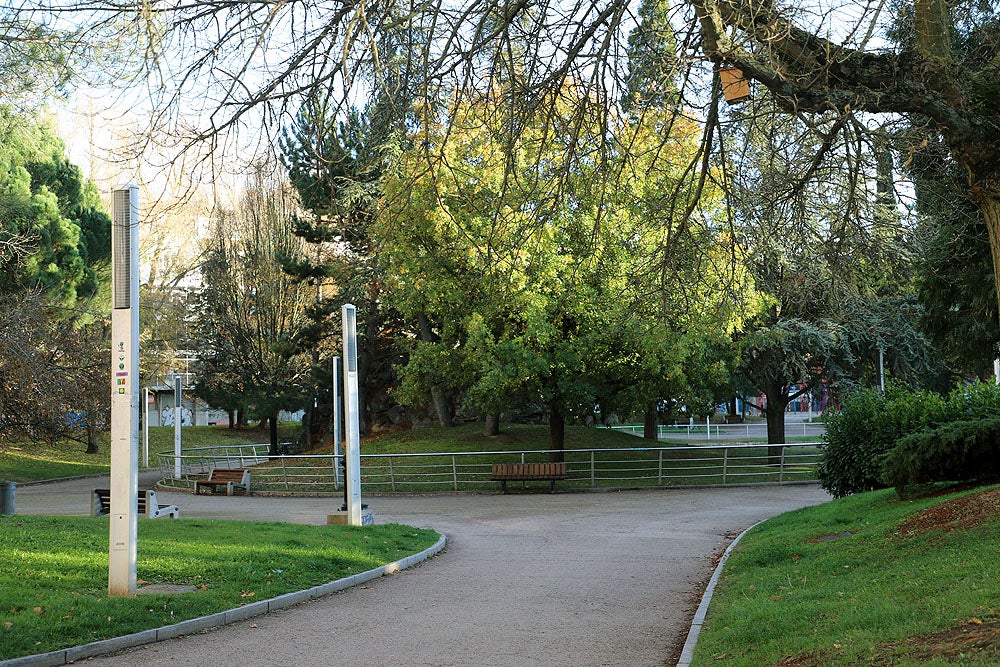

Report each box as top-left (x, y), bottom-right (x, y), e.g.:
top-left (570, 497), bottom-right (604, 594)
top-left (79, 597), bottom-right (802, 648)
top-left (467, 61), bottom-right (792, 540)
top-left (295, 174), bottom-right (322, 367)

top-left (722, 448), bottom-right (728, 484)
top-left (389, 456), bottom-right (396, 492)
top-left (282, 455), bottom-right (289, 490)
top-left (590, 451), bottom-right (596, 488)
top-left (779, 446), bottom-right (786, 482)
top-left (657, 449), bottom-right (663, 485)
top-left (452, 455), bottom-right (459, 491)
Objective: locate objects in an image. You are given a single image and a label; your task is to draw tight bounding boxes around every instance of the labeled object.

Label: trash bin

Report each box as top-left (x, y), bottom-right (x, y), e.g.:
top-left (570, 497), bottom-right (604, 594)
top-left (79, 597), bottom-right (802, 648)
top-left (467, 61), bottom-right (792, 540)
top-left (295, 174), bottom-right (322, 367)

top-left (0, 482), bottom-right (14, 515)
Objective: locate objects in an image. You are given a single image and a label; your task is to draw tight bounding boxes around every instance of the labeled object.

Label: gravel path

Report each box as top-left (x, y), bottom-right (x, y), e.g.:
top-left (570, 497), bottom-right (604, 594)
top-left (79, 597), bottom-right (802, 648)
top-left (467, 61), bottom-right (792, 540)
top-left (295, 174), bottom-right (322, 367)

top-left (15, 479), bottom-right (829, 666)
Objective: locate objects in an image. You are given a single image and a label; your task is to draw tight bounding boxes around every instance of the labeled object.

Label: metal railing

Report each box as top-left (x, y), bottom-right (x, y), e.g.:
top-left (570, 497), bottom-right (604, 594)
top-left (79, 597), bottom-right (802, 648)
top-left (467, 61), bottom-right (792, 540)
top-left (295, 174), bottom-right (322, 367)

top-left (609, 422), bottom-right (826, 440)
top-left (156, 442), bottom-right (823, 494)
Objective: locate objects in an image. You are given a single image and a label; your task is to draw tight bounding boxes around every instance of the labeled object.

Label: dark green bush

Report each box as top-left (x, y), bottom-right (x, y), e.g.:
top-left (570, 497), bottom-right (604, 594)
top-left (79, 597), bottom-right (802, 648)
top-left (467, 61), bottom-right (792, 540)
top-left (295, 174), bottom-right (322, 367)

top-left (819, 385), bottom-right (949, 498)
top-left (819, 380), bottom-right (1000, 498)
top-left (881, 417), bottom-right (1000, 492)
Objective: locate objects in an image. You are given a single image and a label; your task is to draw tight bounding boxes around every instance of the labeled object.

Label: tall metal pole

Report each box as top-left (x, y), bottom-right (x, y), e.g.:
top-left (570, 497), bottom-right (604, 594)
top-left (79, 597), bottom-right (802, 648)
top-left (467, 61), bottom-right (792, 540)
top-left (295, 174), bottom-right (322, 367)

top-left (342, 305), bottom-right (362, 526)
top-left (878, 346), bottom-right (885, 394)
top-left (173, 375), bottom-right (182, 479)
top-left (332, 355), bottom-right (342, 489)
top-left (109, 185), bottom-right (140, 597)
top-left (142, 387), bottom-right (149, 468)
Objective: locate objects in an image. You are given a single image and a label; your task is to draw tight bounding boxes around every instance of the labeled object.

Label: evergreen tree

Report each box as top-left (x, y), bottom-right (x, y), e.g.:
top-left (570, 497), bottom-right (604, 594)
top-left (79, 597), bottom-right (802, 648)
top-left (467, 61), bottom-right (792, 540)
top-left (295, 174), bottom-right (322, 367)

top-left (622, 0), bottom-right (680, 113)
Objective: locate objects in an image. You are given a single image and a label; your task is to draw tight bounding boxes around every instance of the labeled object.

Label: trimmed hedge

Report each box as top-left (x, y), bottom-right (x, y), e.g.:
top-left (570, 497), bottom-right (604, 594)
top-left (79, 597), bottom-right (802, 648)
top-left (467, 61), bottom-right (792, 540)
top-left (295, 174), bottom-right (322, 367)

top-left (881, 417), bottom-right (1000, 492)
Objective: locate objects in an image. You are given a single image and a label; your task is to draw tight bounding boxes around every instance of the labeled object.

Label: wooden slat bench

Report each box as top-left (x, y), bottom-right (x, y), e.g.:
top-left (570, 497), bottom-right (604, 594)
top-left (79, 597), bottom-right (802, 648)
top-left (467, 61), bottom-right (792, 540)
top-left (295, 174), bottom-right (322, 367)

top-left (491, 462), bottom-right (568, 494)
top-left (92, 488), bottom-right (179, 519)
top-left (193, 468), bottom-right (251, 496)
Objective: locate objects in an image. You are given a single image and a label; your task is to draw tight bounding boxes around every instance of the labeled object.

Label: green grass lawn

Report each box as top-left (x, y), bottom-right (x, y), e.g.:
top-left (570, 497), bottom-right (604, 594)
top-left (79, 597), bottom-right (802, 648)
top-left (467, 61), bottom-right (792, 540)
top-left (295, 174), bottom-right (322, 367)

top-left (691, 484), bottom-right (1000, 666)
top-left (0, 517), bottom-right (439, 661)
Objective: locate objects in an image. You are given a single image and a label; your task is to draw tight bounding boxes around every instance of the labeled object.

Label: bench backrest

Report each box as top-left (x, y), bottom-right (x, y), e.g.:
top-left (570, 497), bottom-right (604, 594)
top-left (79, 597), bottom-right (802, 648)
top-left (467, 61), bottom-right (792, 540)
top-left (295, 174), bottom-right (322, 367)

top-left (492, 462), bottom-right (567, 478)
top-left (208, 468), bottom-right (248, 482)
top-left (93, 488), bottom-right (149, 515)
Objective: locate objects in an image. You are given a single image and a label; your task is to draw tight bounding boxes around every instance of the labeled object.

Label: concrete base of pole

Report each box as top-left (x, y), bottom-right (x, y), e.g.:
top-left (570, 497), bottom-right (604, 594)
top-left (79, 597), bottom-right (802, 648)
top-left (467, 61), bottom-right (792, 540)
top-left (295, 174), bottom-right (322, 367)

top-left (327, 509), bottom-right (374, 526)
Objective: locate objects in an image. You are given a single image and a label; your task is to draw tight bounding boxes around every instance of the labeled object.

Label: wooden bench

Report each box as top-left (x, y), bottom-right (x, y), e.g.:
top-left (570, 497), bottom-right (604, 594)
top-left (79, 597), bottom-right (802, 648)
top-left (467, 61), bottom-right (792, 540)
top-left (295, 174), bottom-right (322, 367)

top-left (491, 462), bottom-right (567, 494)
top-left (92, 488), bottom-right (179, 519)
top-left (194, 468), bottom-right (251, 496)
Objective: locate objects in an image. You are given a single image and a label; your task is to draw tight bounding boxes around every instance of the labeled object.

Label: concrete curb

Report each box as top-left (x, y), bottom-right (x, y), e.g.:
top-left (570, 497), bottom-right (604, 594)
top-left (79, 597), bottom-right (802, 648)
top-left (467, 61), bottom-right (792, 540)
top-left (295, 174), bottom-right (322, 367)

top-left (1, 534), bottom-right (447, 667)
top-left (676, 520), bottom-right (765, 667)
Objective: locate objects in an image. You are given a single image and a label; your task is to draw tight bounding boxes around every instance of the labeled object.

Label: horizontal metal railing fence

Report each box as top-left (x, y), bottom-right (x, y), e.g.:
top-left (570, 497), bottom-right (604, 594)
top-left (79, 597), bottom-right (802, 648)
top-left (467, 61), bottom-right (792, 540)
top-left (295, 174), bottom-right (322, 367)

top-left (608, 422), bottom-right (826, 440)
top-left (156, 442), bottom-right (824, 494)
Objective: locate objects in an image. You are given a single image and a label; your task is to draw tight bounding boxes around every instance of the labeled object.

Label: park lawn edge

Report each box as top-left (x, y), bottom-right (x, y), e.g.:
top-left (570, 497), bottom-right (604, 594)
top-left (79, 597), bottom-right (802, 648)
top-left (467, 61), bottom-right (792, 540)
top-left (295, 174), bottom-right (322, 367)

top-left (689, 483), bottom-right (1000, 666)
top-left (0, 517), bottom-right (442, 661)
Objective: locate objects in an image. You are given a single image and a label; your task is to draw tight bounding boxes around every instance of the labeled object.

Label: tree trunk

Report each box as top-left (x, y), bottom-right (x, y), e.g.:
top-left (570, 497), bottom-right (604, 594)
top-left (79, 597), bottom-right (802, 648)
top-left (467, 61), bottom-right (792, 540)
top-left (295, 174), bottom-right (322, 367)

top-left (268, 415), bottom-right (280, 456)
top-left (228, 409), bottom-right (235, 429)
top-left (548, 405), bottom-right (565, 462)
top-left (417, 312), bottom-right (455, 428)
top-left (430, 386), bottom-right (454, 428)
top-left (976, 186), bottom-right (1000, 317)
top-left (483, 413), bottom-right (500, 436)
top-left (643, 401), bottom-right (658, 440)
top-left (302, 403), bottom-right (313, 449)
top-left (763, 386), bottom-right (789, 462)
top-left (85, 417), bottom-right (99, 454)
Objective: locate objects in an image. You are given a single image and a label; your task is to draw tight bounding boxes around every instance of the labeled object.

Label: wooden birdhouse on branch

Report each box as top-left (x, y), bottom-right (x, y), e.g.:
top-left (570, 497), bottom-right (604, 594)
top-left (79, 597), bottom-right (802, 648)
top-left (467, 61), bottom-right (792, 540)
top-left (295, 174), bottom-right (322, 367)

top-left (719, 65), bottom-right (751, 104)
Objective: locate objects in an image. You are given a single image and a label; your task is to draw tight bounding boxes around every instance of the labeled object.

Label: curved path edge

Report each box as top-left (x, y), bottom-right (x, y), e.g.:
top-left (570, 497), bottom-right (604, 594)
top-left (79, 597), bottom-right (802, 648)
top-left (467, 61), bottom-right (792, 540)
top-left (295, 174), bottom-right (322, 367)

top-left (675, 520), bottom-right (764, 667)
top-left (0, 534), bottom-right (448, 667)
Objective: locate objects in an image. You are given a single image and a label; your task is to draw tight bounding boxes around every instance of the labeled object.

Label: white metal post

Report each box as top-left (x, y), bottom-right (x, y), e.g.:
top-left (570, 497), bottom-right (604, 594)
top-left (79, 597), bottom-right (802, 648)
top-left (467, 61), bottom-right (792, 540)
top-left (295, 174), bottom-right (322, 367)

top-left (142, 387), bottom-right (149, 468)
top-left (333, 355), bottom-right (342, 489)
top-left (173, 375), bottom-right (182, 479)
top-left (878, 346), bottom-right (885, 393)
top-left (109, 185), bottom-right (140, 597)
top-left (342, 306), bottom-right (362, 526)
top-left (994, 359), bottom-right (999, 385)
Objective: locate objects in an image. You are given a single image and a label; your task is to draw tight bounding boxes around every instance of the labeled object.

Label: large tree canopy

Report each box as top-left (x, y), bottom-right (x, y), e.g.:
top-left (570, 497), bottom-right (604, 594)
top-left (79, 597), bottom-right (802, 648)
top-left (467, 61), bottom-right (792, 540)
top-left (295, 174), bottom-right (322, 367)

top-left (46, 1), bottom-right (995, 313)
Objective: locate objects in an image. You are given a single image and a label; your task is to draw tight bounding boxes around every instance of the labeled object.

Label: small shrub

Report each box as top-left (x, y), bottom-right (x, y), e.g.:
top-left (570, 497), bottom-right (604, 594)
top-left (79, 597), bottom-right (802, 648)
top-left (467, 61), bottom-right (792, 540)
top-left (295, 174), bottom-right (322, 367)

top-left (881, 418), bottom-right (1000, 492)
top-left (819, 386), bottom-right (949, 498)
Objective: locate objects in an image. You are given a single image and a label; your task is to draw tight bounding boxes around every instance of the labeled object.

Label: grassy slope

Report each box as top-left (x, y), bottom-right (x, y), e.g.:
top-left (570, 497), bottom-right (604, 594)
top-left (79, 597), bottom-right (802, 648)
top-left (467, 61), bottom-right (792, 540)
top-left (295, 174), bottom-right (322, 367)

top-left (691, 485), bottom-right (1000, 666)
top-left (0, 517), bottom-right (439, 660)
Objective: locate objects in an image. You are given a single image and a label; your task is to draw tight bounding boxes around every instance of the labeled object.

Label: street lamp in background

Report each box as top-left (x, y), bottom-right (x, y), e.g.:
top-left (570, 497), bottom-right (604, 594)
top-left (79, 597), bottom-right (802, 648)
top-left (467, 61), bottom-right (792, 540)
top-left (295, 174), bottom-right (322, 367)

top-left (109, 185), bottom-right (140, 597)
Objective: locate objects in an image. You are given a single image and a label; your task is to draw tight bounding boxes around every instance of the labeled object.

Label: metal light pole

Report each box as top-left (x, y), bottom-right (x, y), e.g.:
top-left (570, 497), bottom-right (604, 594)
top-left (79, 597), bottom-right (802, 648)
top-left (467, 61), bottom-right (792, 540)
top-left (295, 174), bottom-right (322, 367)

top-left (332, 355), bottom-right (342, 489)
top-left (878, 346), bottom-right (885, 394)
top-left (109, 185), bottom-right (140, 597)
top-left (342, 305), bottom-right (362, 526)
top-left (142, 387), bottom-right (150, 468)
top-left (173, 375), bottom-right (182, 479)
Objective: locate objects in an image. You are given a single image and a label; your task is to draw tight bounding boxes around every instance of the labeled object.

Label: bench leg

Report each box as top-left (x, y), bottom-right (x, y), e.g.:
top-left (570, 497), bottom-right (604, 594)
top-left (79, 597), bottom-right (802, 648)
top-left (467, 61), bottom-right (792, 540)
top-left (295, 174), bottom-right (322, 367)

top-left (500, 480), bottom-right (508, 495)
top-left (550, 479), bottom-right (556, 493)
